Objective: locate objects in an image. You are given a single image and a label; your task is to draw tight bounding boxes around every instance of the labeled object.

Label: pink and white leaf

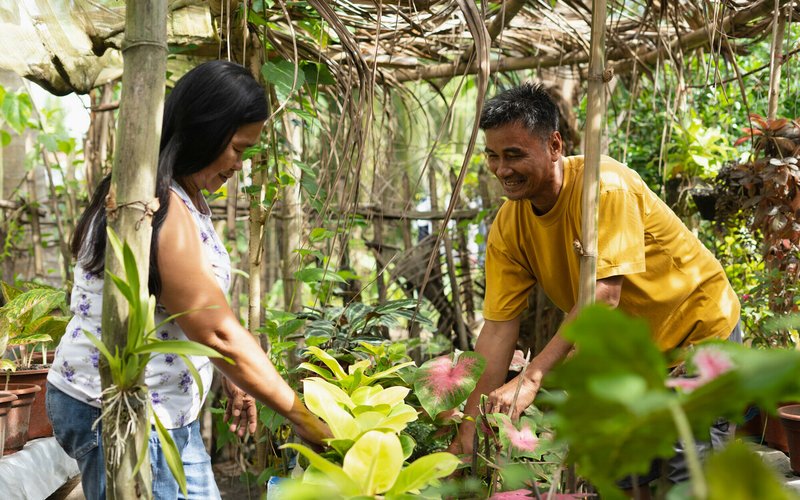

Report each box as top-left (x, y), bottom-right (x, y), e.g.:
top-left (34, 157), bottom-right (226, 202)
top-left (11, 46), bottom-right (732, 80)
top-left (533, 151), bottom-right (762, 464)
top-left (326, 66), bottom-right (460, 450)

top-left (413, 351), bottom-right (486, 420)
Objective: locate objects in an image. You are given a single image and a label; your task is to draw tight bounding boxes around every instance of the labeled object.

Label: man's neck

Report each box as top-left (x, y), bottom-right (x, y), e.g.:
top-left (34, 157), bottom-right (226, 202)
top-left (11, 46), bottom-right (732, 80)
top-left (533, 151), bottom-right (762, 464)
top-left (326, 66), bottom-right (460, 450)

top-left (530, 156), bottom-right (564, 215)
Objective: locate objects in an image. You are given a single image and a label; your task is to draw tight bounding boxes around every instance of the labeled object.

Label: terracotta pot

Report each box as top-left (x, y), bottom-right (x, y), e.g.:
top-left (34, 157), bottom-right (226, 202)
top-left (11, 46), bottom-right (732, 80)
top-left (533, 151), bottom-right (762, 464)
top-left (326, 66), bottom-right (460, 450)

top-left (4, 366), bottom-right (51, 438)
top-left (778, 404), bottom-right (800, 475)
top-left (2, 383), bottom-right (41, 454)
top-left (0, 391), bottom-right (18, 456)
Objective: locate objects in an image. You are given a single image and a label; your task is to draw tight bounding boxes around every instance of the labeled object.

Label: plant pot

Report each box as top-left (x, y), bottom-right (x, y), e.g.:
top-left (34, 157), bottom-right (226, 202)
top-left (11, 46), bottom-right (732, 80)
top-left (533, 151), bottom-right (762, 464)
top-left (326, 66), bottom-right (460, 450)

top-left (690, 191), bottom-right (717, 221)
top-left (0, 391), bottom-right (18, 457)
top-left (2, 383), bottom-right (41, 454)
top-left (3, 366), bottom-right (52, 438)
top-left (738, 406), bottom-right (789, 452)
top-left (778, 404), bottom-right (800, 474)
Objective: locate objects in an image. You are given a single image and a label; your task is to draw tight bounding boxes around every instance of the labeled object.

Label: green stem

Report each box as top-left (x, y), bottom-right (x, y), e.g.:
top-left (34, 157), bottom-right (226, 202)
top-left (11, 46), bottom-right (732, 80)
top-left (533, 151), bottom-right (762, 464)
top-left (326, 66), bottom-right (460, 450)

top-left (668, 401), bottom-right (707, 499)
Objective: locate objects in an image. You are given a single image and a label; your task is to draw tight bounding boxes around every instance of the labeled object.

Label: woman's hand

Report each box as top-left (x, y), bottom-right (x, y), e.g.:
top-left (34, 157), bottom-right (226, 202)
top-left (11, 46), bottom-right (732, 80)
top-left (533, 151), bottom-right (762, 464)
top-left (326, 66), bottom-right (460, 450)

top-left (222, 377), bottom-right (257, 437)
top-left (287, 394), bottom-right (332, 447)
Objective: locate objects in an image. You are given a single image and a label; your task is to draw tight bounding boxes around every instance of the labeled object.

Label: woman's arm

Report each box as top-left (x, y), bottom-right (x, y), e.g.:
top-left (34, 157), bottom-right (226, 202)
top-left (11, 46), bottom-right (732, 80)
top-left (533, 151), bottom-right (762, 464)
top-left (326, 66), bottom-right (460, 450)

top-left (156, 191), bottom-right (329, 444)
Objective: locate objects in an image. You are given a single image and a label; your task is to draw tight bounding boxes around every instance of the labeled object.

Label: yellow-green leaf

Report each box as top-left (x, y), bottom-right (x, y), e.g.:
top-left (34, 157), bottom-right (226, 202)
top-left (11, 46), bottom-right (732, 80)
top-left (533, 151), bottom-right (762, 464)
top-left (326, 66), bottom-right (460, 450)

top-left (343, 430), bottom-right (403, 495)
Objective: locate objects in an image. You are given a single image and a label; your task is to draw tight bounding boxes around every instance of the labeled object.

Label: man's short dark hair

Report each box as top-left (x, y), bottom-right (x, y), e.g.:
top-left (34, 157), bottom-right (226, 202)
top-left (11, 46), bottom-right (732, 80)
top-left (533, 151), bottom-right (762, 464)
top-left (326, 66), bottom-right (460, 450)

top-left (479, 83), bottom-right (559, 138)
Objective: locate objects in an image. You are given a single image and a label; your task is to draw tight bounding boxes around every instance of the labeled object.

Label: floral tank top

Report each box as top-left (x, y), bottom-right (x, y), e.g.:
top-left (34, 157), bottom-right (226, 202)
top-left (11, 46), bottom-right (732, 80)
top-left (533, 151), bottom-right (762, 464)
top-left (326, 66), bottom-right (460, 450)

top-left (48, 182), bottom-right (232, 429)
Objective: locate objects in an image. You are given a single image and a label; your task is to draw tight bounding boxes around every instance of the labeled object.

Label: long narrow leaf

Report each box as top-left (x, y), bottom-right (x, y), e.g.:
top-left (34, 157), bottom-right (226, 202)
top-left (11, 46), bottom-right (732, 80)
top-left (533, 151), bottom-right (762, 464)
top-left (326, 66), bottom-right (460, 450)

top-left (133, 340), bottom-right (232, 363)
top-left (151, 305), bottom-right (220, 332)
top-left (153, 411), bottom-right (188, 497)
top-left (106, 228), bottom-right (125, 265)
top-left (121, 243), bottom-right (141, 304)
top-left (281, 443), bottom-right (360, 496)
top-left (178, 354), bottom-right (204, 399)
top-left (106, 272), bottom-right (134, 306)
top-left (133, 403), bottom-right (154, 476)
top-left (305, 346), bottom-right (347, 380)
top-left (83, 330), bottom-right (117, 369)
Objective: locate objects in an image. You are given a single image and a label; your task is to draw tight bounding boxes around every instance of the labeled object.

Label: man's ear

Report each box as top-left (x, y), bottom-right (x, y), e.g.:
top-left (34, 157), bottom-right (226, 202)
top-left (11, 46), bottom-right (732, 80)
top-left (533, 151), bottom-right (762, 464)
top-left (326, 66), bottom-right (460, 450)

top-left (549, 131), bottom-right (563, 158)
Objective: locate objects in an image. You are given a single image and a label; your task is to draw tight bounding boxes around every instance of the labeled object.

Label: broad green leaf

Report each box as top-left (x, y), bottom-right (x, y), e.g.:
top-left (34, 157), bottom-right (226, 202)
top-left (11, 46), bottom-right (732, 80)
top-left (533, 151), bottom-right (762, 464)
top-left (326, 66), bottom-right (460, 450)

top-left (154, 411), bottom-right (188, 497)
top-left (413, 352), bottom-right (486, 419)
top-left (374, 404), bottom-right (418, 433)
top-left (295, 267), bottom-right (347, 284)
top-left (399, 433), bottom-right (415, 460)
top-left (387, 452), bottom-right (460, 495)
top-left (261, 59), bottom-right (306, 102)
top-left (705, 441), bottom-right (795, 500)
top-left (1, 282), bottom-right (23, 302)
top-left (297, 362), bottom-right (334, 380)
top-left (350, 385), bottom-right (382, 406)
top-left (367, 361), bottom-right (417, 383)
top-left (348, 359), bottom-right (371, 375)
top-left (281, 443), bottom-right (359, 496)
top-left (329, 438), bottom-right (355, 456)
top-left (343, 431), bottom-right (403, 495)
top-left (547, 306), bottom-right (675, 498)
top-left (305, 346), bottom-right (348, 380)
top-left (303, 378), bottom-right (358, 439)
top-left (355, 411), bottom-right (385, 432)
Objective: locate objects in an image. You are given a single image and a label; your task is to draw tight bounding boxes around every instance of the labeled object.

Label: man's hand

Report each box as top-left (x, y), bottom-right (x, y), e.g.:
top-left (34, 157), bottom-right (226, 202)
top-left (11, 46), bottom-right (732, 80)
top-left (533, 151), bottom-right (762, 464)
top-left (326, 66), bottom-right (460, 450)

top-left (222, 377), bottom-right (257, 437)
top-left (486, 373), bottom-right (541, 420)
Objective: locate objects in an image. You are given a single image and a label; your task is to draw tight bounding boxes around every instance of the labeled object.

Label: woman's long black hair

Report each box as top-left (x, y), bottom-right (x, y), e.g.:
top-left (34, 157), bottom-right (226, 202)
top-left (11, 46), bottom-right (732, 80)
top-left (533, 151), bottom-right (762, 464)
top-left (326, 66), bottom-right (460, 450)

top-left (72, 61), bottom-right (269, 295)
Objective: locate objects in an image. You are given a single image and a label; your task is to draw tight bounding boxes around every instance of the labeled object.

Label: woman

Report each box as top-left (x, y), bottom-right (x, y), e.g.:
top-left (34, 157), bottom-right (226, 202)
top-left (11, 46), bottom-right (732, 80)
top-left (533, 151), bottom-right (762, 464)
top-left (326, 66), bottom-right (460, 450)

top-left (46, 60), bottom-right (329, 499)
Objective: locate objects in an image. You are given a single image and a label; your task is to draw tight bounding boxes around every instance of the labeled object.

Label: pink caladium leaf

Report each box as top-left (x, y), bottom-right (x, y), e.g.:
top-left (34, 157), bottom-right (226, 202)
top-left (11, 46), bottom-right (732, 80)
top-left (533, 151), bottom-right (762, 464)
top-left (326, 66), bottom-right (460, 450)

top-left (493, 413), bottom-right (540, 459)
top-left (413, 351), bottom-right (486, 420)
top-left (666, 346), bottom-right (734, 392)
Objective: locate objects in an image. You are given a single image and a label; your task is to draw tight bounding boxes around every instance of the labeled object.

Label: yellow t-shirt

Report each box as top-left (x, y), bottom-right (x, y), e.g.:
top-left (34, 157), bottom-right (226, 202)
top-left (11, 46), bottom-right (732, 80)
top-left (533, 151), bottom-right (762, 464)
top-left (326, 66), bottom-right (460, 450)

top-left (483, 155), bottom-right (740, 351)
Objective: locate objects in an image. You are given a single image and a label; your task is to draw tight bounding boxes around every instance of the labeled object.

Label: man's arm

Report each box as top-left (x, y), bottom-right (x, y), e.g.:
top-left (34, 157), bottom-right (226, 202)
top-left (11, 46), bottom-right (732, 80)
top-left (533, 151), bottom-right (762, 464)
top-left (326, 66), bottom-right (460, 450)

top-left (487, 275), bottom-right (623, 419)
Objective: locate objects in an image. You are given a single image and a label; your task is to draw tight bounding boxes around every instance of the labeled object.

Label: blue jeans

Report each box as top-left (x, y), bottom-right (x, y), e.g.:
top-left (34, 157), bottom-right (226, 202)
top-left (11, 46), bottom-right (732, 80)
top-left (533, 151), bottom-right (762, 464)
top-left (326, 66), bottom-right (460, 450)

top-left (46, 383), bottom-right (220, 500)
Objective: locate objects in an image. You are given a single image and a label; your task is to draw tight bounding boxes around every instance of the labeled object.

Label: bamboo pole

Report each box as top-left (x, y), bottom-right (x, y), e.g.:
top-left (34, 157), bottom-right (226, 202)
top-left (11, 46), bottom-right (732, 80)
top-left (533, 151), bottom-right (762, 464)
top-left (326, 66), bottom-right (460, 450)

top-left (25, 171), bottom-right (44, 279)
top-left (100, 1), bottom-right (167, 498)
top-left (577, 0), bottom-right (608, 310)
top-left (767, 0), bottom-right (786, 121)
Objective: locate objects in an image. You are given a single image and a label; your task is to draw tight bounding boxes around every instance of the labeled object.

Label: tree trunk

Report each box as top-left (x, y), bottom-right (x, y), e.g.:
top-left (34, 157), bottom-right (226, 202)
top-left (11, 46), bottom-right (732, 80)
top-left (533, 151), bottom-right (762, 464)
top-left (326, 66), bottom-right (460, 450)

top-left (577, 0), bottom-right (608, 310)
top-left (25, 171), bottom-right (44, 279)
top-left (99, 2), bottom-right (167, 498)
top-left (280, 113), bottom-right (304, 313)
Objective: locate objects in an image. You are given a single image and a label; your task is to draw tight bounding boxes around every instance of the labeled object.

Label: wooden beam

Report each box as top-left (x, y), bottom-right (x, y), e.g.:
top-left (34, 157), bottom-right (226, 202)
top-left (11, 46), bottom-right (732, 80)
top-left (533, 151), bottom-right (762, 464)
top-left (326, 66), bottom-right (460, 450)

top-left (393, 0), bottom-right (788, 82)
top-left (354, 206), bottom-right (481, 221)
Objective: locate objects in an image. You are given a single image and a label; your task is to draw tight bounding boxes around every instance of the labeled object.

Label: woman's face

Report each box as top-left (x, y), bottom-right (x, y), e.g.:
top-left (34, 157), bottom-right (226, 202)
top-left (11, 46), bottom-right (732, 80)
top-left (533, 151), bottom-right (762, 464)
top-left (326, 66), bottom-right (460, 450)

top-left (190, 121), bottom-right (264, 193)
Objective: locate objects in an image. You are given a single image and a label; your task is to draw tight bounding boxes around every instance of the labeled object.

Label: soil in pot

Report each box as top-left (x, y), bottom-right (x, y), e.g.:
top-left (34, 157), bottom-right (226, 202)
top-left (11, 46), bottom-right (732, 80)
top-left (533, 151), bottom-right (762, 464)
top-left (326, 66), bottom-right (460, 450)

top-left (5, 366), bottom-right (52, 439)
top-left (778, 404), bottom-right (800, 475)
top-left (0, 391), bottom-right (18, 456)
top-left (2, 383), bottom-right (41, 454)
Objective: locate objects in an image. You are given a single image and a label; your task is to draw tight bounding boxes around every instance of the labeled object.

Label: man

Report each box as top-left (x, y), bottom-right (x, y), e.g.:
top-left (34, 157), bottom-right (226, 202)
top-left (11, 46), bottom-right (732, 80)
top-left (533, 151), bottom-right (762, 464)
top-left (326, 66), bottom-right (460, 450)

top-left (449, 83), bottom-right (740, 490)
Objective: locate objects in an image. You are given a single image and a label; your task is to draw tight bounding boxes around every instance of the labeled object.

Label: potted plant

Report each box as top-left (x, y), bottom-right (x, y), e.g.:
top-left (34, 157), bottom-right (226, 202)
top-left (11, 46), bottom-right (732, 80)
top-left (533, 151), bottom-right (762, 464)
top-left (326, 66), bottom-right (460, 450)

top-left (0, 390), bottom-right (18, 456)
top-left (0, 281), bottom-right (70, 440)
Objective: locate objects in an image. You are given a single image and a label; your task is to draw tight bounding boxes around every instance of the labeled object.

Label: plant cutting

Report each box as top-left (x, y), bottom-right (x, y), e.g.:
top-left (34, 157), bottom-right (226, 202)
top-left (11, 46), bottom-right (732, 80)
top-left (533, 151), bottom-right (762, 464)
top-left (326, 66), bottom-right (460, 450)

top-left (85, 229), bottom-right (232, 496)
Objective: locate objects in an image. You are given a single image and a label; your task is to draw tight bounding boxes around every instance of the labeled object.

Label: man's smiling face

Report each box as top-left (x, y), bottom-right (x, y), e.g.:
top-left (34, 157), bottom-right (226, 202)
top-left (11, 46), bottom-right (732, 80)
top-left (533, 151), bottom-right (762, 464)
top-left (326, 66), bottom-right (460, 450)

top-left (484, 122), bottom-right (562, 202)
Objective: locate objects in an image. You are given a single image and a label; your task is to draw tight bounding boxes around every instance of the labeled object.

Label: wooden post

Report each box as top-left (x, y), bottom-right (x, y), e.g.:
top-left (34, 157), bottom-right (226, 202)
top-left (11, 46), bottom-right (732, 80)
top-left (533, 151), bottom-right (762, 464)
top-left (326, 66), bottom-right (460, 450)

top-left (767, 0), bottom-right (786, 121)
top-left (100, 1), bottom-right (167, 498)
top-left (577, 0), bottom-right (608, 310)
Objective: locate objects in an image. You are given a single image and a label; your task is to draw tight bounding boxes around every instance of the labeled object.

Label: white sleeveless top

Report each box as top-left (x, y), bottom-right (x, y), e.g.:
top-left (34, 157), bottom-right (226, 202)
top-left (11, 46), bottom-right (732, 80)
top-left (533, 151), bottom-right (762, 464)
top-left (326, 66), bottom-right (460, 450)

top-left (48, 183), bottom-right (232, 429)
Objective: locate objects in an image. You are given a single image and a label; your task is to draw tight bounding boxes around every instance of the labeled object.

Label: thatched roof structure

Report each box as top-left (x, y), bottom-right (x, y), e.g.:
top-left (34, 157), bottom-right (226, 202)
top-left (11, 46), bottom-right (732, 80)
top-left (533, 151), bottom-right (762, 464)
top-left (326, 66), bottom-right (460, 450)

top-left (1, 0), bottom-right (792, 94)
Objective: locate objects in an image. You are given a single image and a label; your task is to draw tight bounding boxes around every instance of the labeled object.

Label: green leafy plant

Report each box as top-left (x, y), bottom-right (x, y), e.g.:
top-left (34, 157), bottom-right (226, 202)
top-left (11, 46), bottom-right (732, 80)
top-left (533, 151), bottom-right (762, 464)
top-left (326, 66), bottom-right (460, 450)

top-left (86, 229), bottom-right (232, 496)
top-left (280, 344), bottom-right (461, 498)
top-left (0, 281), bottom-right (69, 371)
top-left (546, 305), bottom-right (800, 499)
top-left (297, 299), bottom-right (434, 356)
